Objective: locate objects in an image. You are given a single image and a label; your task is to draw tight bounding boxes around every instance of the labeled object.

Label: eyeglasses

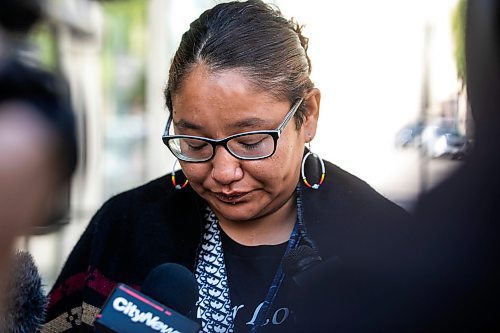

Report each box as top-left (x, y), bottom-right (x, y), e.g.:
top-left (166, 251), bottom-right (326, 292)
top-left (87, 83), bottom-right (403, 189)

top-left (162, 98), bottom-right (304, 162)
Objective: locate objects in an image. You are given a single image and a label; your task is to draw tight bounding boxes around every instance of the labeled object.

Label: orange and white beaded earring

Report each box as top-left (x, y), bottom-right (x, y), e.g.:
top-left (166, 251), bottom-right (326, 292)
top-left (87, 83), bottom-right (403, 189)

top-left (171, 159), bottom-right (189, 190)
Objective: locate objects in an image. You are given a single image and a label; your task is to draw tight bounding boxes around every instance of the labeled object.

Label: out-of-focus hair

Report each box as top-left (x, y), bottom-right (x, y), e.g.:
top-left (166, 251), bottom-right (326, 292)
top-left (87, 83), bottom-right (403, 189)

top-left (0, 0), bottom-right (42, 35)
top-left (0, 58), bottom-right (78, 181)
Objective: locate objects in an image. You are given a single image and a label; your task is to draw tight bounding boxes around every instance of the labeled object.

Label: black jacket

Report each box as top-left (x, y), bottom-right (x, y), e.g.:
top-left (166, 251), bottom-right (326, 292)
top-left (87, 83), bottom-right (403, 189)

top-left (42, 159), bottom-right (411, 332)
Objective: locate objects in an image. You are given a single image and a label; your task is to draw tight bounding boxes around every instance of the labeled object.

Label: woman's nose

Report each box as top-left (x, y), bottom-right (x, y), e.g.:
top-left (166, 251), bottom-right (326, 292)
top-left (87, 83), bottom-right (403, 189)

top-left (210, 146), bottom-right (244, 185)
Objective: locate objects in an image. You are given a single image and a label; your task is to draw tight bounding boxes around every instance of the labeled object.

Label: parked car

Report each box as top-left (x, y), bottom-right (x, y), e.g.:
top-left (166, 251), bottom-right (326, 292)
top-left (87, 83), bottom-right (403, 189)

top-left (421, 119), bottom-right (470, 159)
top-left (395, 121), bottom-right (425, 148)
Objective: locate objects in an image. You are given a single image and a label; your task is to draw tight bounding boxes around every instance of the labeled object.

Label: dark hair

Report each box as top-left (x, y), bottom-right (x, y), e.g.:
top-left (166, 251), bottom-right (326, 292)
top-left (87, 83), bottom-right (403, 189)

top-left (165, 0), bottom-right (314, 128)
top-left (0, 0), bottom-right (42, 34)
top-left (0, 58), bottom-right (78, 181)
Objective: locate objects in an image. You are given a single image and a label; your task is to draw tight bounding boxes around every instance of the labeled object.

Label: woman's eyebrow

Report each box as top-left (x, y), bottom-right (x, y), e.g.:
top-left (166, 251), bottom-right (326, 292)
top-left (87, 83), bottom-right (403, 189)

top-left (230, 118), bottom-right (270, 130)
top-left (173, 119), bottom-right (202, 130)
top-left (175, 117), bottom-right (272, 131)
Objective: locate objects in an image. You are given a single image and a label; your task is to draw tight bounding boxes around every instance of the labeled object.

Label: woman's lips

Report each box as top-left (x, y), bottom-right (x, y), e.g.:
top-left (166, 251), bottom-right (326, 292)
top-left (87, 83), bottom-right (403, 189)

top-left (213, 191), bottom-right (248, 204)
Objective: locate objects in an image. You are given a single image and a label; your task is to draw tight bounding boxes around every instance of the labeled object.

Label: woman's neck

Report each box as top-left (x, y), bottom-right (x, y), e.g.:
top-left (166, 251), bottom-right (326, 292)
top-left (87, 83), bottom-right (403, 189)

top-left (217, 194), bottom-right (297, 246)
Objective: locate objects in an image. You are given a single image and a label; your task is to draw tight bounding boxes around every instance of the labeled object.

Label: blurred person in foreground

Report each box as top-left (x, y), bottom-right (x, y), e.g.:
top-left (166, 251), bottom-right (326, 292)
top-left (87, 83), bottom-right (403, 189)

top-left (44, 1), bottom-right (411, 332)
top-left (0, 0), bottom-right (77, 331)
top-left (0, 57), bottom-right (77, 321)
top-left (405, 0), bottom-right (500, 332)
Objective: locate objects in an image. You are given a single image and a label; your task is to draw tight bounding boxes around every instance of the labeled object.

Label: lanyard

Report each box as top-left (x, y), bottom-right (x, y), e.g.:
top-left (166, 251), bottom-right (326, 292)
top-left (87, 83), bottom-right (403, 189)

top-left (250, 184), bottom-right (309, 333)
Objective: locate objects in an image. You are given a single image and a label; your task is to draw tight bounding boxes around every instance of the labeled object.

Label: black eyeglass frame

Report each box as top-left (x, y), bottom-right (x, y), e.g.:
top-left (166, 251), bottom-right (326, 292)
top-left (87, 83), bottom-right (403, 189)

top-left (162, 98), bottom-right (304, 162)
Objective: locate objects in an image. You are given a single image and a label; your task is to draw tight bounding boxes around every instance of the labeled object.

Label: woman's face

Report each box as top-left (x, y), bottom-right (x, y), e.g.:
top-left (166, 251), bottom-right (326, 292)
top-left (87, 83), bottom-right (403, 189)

top-left (171, 64), bottom-right (319, 224)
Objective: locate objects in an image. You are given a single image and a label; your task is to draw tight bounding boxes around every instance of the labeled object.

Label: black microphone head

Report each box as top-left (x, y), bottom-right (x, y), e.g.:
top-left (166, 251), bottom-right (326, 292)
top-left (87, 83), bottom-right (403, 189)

top-left (141, 263), bottom-right (198, 317)
top-left (282, 245), bottom-right (323, 276)
top-left (0, 251), bottom-right (47, 333)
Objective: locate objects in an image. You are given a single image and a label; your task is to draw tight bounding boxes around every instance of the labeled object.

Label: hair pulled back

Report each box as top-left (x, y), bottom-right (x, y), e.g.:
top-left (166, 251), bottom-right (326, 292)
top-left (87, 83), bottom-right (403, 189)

top-left (165, 0), bottom-right (314, 127)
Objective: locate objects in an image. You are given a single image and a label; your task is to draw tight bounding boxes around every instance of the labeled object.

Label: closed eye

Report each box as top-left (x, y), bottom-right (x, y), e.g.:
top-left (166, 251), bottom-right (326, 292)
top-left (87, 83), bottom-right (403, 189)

top-left (230, 133), bottom-right (272, 151)
top-left (237, 138), bottom-right (266, 149)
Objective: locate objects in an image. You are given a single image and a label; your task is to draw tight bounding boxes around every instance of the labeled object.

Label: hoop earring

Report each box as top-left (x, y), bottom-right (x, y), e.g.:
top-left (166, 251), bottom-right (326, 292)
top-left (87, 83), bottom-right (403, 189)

top-left (171, 159), bottom-right (189, 190)
top-left (301, 144), bottom-right (325, 190)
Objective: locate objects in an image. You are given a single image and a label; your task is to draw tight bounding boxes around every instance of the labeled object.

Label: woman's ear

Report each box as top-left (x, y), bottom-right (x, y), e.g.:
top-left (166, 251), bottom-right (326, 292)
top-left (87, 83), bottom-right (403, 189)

top-left (302, 88), bottom-right (321, 142)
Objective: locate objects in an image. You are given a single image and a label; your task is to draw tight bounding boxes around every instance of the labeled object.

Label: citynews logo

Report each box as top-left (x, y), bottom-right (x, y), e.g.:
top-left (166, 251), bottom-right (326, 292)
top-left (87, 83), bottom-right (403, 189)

top-left (112, 296), bottom-right (182, 333)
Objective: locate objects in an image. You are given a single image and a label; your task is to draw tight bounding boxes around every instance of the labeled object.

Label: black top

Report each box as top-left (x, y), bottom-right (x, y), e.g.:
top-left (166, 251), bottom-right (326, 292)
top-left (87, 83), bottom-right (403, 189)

top-left (221, 229), bottom-right (290, 332)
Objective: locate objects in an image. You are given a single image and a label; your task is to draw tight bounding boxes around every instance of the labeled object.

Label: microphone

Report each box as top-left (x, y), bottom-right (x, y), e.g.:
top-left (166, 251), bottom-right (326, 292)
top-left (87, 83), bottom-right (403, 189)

top-left (141, 263), bottom-right (199, 319)
top-left (0, 251), bottom-right (47, 333)
top-left (94, 263), bottom-right (201, 333)
top-left (282, 245), bottom-right (324, 287)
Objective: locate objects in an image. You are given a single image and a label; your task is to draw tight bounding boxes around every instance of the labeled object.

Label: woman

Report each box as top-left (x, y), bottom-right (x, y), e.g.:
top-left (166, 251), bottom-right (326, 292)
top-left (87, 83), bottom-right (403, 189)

top-left (43, 1), bottom-right (410, 332)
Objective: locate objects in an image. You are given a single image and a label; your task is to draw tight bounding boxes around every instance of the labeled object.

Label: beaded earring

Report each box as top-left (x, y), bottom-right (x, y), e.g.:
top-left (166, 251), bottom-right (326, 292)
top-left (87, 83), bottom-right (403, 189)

top-left (301, 143), bottom-right (325, 190)
top-left (171, 159), bottom-right (189, 190)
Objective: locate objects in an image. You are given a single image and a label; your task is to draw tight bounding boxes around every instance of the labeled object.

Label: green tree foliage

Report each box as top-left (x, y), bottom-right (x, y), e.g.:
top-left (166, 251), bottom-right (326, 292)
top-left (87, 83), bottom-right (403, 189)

top-left (101, 0), bottom-right (146, 110)
top-left (451, 0), bottom-right (467, 87)
top-left (30, 26), bottom-right (58, 70)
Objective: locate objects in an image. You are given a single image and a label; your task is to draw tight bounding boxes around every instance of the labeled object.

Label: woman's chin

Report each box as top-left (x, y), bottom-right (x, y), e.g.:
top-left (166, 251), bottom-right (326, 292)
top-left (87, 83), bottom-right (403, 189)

top-left (208, 200), bottom-right (263, 223)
